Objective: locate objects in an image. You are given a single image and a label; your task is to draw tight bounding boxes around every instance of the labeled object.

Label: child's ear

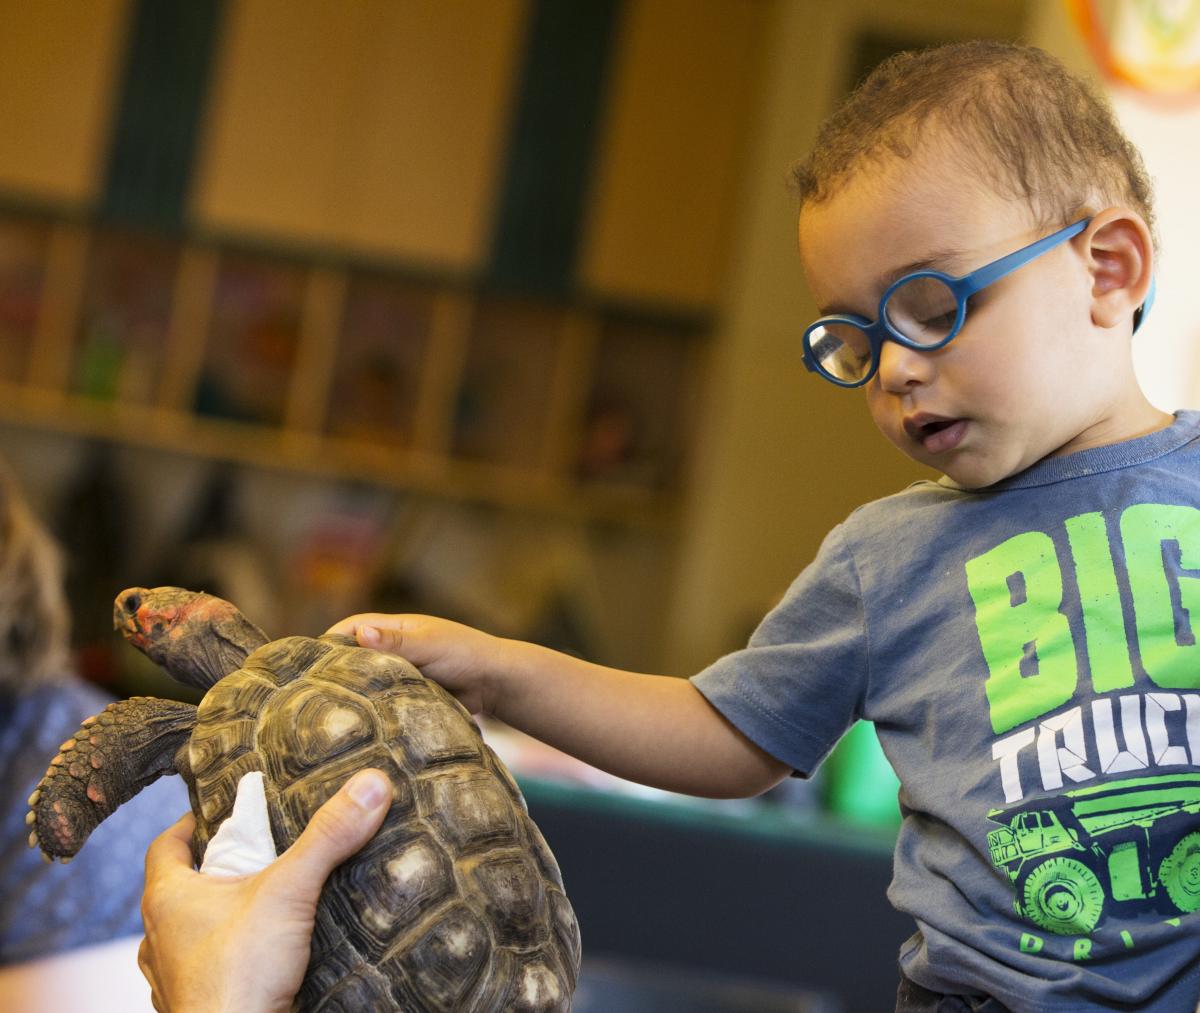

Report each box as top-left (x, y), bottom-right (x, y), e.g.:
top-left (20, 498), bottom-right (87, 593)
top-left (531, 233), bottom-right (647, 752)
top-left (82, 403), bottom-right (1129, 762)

top-left (1082, 209), bottom-right (1154, 331)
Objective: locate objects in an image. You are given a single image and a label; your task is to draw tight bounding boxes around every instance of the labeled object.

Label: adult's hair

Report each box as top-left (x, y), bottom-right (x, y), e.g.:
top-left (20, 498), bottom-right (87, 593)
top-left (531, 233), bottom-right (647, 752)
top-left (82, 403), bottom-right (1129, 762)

top-left (792, 40), bottom-right (1157, 245)
top-left (0, 462), bottom-right (70, 691)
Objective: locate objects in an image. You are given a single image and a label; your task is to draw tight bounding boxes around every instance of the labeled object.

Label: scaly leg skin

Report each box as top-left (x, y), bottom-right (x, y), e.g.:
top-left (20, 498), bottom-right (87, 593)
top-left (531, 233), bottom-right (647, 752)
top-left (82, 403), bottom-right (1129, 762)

top-left (27, 696), bottom-right (197, 862)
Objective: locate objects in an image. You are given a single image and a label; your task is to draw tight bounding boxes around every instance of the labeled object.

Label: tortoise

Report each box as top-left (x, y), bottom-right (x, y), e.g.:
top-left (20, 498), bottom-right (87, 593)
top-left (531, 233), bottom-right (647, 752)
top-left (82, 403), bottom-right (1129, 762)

top-left (27, 586), bottom-right (580, 1011)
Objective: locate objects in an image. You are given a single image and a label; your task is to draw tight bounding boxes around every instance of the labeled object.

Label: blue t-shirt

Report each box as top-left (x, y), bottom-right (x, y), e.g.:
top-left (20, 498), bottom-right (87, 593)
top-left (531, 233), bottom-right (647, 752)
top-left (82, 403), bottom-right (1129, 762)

top-left (0, 677), bottom-right (189, 964)
top-left (693, 411), bottom-right (1200, 1012)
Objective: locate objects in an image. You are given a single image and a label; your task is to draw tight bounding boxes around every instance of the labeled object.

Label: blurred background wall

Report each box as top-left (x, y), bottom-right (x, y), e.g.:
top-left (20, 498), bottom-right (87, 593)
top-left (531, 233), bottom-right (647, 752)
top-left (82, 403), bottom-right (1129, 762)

top-left (0, 0), bottom-right (1193, 686)
top-left (1, 1), bottom-right (1197, 1007)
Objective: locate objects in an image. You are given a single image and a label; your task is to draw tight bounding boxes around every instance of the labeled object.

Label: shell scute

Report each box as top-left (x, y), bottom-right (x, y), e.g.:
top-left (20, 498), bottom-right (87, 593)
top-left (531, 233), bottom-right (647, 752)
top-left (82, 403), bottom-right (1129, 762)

top-left (331, 831), bottom-right (456, 960)
top-left (258, 684), bottom-right (376, 782)
top-left (421, 772), bottom-right (518, 855)
top-left (525, 819), bottom-right (565, 891)
top-left (297, 946), bottom-right (392, 1012)
top-left (307, 903), bottom-right (350, 972)
top-left (188, 718), bottom-right (255, 782)
top-left (384, 695), bottom-right (483, 772)
top-left (485, 743), bottom-right (529, 814)
top-left (550, 890), bottom-right (581, 969)
top-left (385, 902), bottom-right (491, 1011)
top-left (194, 750), bottom-right (265, 825)
top-left (311, 645), bottom-right (423, 696)
top-left (275, 755), bottom-right (414, 845)
top-left (198, 669), bottom-right (275, 721)
top-left (463, 851), bottom-right (549, 949)
top-left (244, 635), bottom-right (332, 684)
top-left (507, 960), bottom-right (569, 1013)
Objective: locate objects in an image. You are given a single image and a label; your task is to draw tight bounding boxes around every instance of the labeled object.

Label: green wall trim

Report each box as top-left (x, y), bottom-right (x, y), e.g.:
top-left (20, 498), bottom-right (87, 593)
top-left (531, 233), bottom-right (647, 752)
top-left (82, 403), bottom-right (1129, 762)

top-left (487, 0), bottom-right (623, 297)
top-left (100, 0), bottom-right (225, 228)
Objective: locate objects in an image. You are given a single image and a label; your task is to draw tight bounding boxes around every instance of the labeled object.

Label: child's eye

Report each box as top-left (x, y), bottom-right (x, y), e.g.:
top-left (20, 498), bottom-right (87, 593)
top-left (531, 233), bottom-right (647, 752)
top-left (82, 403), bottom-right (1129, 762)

top-left (919, 311), bottom-right (958, 332)
top-left (886, 277), bottom-right (959, 343)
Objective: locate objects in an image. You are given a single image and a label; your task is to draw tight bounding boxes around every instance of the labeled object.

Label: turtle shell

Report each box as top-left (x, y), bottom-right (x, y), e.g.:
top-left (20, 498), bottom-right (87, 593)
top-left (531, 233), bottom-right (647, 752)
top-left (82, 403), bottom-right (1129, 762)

top-left (185, 633), bottom-right (580, 1012)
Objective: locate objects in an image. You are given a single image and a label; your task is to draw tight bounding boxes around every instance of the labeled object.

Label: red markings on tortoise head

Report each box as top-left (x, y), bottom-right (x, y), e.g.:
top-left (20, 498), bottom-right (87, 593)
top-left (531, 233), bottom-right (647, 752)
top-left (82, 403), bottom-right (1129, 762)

top-left (136, 592), bottom-right (239, 644)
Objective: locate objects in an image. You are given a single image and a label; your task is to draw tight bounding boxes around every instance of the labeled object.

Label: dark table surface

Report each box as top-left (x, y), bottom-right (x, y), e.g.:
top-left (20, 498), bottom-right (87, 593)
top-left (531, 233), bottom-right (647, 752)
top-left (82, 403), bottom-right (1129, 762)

top-left (522, 778), bottom-right (911, 1012)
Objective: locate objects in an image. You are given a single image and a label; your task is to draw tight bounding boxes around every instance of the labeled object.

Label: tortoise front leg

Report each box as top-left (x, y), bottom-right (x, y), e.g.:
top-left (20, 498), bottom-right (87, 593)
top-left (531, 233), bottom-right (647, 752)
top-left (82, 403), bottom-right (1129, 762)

top-left (27, 696), bottom-right (197, 861)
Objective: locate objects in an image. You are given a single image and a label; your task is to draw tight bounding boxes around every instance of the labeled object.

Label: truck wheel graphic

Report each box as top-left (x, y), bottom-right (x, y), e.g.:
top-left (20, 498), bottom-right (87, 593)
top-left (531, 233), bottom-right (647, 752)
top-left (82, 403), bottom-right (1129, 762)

top-left (1159, 831), bottom-right (1200, 913)
top-left (1021, 858), bottom-right (1105, 935)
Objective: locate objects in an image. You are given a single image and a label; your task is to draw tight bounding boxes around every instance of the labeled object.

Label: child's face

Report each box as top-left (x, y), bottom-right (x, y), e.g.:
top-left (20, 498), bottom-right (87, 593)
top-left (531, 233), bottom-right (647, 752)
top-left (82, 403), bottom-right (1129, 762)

top-left (797, 139), bottom-right (1144, 489)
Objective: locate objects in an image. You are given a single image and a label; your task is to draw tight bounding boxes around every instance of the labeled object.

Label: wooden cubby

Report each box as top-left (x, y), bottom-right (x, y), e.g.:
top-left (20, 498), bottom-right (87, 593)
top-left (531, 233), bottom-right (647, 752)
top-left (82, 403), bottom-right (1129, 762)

top-left (0, 214), bottom-right (52, 386)
top-left (0, 207), bottom-right (705, 529)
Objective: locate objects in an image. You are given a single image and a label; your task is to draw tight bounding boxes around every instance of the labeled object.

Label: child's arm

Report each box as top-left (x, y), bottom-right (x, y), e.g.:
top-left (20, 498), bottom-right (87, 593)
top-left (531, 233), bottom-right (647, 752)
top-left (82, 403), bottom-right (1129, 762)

top-left (327, 614), bottom-right (791, 799)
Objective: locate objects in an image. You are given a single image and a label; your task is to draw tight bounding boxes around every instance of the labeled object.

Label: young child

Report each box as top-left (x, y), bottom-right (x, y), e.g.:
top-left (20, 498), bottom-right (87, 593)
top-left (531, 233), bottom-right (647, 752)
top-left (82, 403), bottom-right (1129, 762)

top-left (140, 40), bottom-right (1199, 1012)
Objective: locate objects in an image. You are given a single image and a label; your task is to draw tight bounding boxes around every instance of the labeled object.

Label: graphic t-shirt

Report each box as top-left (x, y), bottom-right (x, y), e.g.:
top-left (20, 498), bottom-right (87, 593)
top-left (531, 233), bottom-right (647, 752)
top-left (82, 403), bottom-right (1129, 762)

top-left (691, 411), bottom-right (1200, 1012)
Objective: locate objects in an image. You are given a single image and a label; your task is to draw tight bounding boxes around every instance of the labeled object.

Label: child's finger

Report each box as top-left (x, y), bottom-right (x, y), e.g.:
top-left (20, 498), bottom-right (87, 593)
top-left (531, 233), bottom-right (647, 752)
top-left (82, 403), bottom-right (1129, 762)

top-left (350, 617), bottom-right (417, 656)
top-left (323, 613), bottom-right (395, 638)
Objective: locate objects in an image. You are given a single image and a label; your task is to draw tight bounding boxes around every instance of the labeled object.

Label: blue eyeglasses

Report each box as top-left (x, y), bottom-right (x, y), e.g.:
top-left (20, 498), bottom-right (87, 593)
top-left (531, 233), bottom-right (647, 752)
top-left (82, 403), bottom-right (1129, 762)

top-left (801, 218), bottom-right (1155, 388)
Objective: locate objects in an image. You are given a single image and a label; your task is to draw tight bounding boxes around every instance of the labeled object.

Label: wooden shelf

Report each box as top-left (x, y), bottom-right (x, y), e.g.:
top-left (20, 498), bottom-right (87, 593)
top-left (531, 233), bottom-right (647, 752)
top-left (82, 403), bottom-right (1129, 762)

top-left (0, 382), bottom-right (678, 529)
top-left (0, 208), bottom-right (700, 530)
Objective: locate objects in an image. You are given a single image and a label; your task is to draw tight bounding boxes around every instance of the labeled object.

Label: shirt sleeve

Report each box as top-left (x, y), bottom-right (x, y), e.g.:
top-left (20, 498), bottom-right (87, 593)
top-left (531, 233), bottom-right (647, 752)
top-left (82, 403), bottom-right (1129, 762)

top-left (0, 680), bottom-right (191, 965)
top-left (690, 522), bottom-right (869, 776)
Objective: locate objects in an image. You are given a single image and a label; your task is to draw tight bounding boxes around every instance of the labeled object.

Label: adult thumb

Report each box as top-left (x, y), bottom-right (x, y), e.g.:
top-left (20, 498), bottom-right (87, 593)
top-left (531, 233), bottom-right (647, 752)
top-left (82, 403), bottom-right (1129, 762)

top-left (275, 769), bottom-right (392, 886)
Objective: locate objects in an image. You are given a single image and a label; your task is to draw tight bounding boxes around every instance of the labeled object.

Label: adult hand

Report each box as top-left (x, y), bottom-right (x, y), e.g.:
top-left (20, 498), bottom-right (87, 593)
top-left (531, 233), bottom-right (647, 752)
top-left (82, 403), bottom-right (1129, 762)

top-left (326, 613), bottom-right (511, 714)
top-left (138, 768), bottom-right (392, 1013)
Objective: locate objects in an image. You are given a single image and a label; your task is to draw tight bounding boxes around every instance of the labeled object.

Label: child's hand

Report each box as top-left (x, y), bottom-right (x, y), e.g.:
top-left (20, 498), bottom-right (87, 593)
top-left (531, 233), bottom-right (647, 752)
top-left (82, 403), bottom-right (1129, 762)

top-left (325, 614), bottom-right (505, 715)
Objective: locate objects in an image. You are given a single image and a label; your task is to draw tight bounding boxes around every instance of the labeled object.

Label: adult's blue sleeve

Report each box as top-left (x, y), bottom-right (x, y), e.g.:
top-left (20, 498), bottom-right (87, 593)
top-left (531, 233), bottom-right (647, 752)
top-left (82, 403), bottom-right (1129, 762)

top-left (0, 678), bottom-right (191, 964)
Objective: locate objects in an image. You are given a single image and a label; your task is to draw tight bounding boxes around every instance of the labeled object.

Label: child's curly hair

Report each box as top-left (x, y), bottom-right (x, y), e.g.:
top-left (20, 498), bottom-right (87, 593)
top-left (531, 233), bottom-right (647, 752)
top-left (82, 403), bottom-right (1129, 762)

top-left (0, 462), bottom-right (70, 691)
top-left (792, 40), bottom-right (1157, 247)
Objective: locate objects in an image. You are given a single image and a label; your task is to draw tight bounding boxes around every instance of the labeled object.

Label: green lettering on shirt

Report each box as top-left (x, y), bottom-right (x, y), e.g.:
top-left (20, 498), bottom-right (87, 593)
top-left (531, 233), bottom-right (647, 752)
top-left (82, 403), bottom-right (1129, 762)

top-left (1065, 512), bottom-right (1134, 693)
top-left (1121, 504), bottom-right (1200, 689)
top-left (967, 531), bottom-right (1076, 733)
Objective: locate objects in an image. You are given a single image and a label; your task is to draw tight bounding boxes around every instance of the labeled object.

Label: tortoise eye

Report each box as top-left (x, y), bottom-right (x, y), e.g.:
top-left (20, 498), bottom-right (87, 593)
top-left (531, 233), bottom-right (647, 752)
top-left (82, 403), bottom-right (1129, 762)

top-left (123, 592), bottom-right (142, 615)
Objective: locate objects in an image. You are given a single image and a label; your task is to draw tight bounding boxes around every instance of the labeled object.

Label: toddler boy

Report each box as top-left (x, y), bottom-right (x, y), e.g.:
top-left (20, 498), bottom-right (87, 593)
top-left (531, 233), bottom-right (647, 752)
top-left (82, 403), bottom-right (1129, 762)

top-left (345, 42), bottom-right (1197, 1011)
top-left (144, 40), bottom-right (1200, 1012)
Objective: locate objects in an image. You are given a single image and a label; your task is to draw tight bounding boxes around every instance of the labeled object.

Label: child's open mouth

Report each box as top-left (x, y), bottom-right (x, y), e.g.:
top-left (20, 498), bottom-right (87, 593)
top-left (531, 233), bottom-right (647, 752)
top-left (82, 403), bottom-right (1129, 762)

top-left (904, 415), bottom-right (968, 454)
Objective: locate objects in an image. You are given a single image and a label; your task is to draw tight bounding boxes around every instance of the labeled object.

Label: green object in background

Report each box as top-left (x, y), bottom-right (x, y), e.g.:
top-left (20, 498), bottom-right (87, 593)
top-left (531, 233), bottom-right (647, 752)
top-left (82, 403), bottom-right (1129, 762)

top-left (76, 325), bottom-right (124, 400)
top-left (823, 720), bottom-right (901, 826)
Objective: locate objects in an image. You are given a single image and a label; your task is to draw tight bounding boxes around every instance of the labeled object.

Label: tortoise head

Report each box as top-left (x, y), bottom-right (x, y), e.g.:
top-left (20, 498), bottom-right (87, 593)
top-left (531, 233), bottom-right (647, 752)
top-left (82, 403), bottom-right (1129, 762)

top-left (114, 586), bottom-right (270, 691)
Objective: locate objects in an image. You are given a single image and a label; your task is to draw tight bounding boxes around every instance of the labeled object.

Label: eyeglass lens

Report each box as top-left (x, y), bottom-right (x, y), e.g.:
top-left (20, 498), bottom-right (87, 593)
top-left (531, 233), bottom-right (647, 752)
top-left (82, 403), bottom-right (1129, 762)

top-left (808, 275), bottom-right (960, 384)
top-left (807, 322), bottom-right (872, 383)
top-left (883, 276), bottom-right (959, 346)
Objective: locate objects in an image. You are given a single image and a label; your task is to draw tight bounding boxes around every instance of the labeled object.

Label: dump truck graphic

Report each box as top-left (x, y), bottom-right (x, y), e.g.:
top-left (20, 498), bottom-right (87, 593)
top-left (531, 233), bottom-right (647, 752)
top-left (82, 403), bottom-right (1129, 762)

top-left (986, 773), bottom-right (1200, 935)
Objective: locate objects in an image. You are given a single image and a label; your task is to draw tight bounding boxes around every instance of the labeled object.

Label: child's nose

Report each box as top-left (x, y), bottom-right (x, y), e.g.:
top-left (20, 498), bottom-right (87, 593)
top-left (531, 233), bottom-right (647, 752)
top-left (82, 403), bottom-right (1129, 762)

top-left (877, 338), bottom-right (934, 392)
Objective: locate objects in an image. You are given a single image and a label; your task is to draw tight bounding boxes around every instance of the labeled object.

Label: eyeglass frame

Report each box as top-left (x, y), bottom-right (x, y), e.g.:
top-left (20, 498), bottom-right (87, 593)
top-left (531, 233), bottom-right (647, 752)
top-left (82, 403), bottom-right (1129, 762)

top-left (801, 217), bottom-right (1156, 388)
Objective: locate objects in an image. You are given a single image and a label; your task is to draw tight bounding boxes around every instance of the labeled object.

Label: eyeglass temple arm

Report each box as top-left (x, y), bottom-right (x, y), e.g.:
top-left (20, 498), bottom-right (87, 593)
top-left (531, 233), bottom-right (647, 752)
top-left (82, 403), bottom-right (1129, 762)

top-left (957, 219), bottom-right (1089, 297)
top-left (957, 218), bottom-right (1154, 333)
top-left (1133, 274), bottom-right (1156, 334)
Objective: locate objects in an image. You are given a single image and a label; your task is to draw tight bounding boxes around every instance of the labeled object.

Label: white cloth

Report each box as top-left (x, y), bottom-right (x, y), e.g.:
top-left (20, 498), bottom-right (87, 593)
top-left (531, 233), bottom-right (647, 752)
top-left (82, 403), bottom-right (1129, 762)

top-left (198, 772), bottom-right (277, 878)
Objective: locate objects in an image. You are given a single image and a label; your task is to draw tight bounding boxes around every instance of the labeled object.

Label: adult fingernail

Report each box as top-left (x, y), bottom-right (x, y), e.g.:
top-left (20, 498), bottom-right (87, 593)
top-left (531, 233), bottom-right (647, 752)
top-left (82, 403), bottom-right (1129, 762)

top-left (346, 770), bottom-right (389, 810)
top-left (359, 625), bottom-right (381, 646)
